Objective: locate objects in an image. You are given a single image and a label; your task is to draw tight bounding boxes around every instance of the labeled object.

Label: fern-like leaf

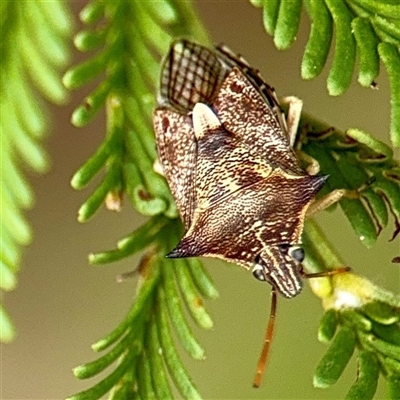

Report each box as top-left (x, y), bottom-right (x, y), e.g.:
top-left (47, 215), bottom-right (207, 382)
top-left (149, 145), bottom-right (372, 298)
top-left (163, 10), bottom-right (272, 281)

top-left (297, 114), bottom-right (400, 248)
top-left (295, 112), bottom-right (400, 399)
top-left (251, 0), bottom-right (400, 147)
top-left (0, 0), bottom-right (73, 342)
top-left (303, 218), bottom-right (400, 399)
top-left (250, 11), bottom-right (400, 392)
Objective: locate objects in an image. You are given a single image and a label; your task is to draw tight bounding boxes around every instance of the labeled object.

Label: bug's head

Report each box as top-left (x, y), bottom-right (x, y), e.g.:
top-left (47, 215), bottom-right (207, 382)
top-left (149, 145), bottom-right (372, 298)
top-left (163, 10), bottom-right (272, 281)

top-left (252, 245), bottom-right (304, 298)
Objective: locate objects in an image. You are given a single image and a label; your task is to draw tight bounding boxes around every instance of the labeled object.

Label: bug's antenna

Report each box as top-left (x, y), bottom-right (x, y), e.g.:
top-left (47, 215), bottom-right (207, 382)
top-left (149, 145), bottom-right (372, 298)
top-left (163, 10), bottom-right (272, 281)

top-left (253, 287), bottom-right (277, 388)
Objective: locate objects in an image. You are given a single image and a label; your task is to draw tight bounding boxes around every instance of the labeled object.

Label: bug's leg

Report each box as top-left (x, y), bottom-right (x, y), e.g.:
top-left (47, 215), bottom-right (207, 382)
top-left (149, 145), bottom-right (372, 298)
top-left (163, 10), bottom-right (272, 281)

top-left (281, 96), bottom-right (327, 176)
top-left (306, 189), bottom-right (347, 217)
top-left (281, 96), bottom-right (303, 147)
top-left (153, 158), bottom-right (165, 177)
top-left (307, 176), bottom-right (376, 217)
top-left (300, 151), bottom-right (321, 176)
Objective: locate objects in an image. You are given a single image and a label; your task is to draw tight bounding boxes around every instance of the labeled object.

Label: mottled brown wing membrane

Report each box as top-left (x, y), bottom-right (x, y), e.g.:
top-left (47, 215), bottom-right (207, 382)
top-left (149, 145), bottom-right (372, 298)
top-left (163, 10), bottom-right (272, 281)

top-left (158, 39), bottom-right (228, 112)
top-left (153, 109), bottom-right (197, 228)
top-left (216, 44), bottom-right (290, 142)
top-left (158, 40), bottom-right (302, 173)
top-left (213, 68), bottom-right (303, 175)
top-left (154, 40), bottom-right (229, 228)
top-left (154, 40), bottom-right (235, 227)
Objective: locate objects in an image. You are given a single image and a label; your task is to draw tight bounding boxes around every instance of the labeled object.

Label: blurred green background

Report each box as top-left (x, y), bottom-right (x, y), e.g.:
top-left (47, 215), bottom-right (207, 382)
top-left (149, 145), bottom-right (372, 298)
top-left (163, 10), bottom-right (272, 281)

top-left (1, 1), bottom-right (399, 399)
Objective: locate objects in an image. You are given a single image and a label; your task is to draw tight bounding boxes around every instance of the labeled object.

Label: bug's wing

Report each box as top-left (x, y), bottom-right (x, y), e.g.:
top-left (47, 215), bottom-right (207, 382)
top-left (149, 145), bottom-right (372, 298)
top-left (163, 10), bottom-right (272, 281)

top-left (154, 39), bottom-right (232, 228)
top-left (216, 44), bottom-right (291, 144)
top-left (213, 67), bottom-right (304, 175)
top-left (154, 39), bottom-right (224, 229)
top-left (153, 108), bottom-right (197, 229)
top-left (158, 39), bottom-right (228, 112)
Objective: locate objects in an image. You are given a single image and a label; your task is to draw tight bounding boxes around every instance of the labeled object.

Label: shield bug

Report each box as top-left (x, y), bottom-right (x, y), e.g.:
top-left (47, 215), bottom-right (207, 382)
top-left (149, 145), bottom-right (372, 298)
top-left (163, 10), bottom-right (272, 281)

top-left (153, 39), bottom-right (341, 387)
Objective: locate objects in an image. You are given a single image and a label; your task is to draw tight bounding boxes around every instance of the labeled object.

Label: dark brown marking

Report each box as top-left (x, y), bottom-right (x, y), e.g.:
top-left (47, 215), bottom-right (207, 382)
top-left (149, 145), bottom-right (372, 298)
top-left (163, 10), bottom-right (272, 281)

top-left (138, 189), bottom-right (153, 201)
top-left (162, 115), bottom-right (170, 131)
top-left (230, 80), bottom-right (243, 93)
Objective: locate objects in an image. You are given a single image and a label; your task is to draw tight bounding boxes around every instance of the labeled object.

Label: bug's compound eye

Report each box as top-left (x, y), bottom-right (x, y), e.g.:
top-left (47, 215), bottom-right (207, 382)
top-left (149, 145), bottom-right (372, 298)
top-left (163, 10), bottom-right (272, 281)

top-left (289, 246), bottom-right (305, 262)
top-left (252, 264), bottom-right (266, 281)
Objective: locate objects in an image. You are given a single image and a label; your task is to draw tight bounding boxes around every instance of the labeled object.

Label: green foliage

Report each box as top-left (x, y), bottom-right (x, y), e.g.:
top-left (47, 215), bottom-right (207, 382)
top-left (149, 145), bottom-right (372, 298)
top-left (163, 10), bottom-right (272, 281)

top-left (298, 115), bottom-right (400, 248)
top-left (298, 113), bottom-right (400, 396)
top-left (0, 0), bottom-right (73, 342)
top-left (68, 225), bottom-right (218, 400)
top-left (251, 0), bottom-right (400, 147)
top-left (314, 326), bottom-right (356, 388)
top-left (314, 302), bottom-right (400, 400)
top-left (303, 219), bottom-right (400, 399)
top-left (64, 1), bottom-right (208, 222)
